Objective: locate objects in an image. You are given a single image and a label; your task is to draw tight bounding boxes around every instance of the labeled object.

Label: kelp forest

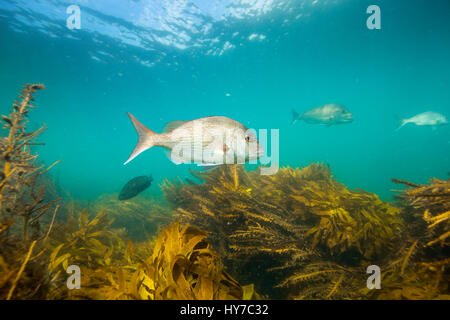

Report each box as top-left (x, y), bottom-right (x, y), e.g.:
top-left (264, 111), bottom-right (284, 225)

top-left (0, 85), bottom-right (448, 300)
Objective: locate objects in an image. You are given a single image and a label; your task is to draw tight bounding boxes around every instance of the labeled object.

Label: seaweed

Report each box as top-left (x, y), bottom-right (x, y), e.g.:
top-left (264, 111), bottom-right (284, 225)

top-left (0, 84), bottom-right (61, 300)
top-left (138, 220), bottom-right (259, 300)
top-left (46, 212), bottom-right (258, 300)
top-left (45, 208), bottom-right (131, 299)
top-left (365, 177), bottom-right (450, 300)
top-left (162, 164), bottom-right (403, 299)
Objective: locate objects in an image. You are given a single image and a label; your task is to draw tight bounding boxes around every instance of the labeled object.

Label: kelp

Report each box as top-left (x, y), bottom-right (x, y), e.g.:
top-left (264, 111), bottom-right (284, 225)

top-left (368, 178), bottom-right (450, 300)
top-left (46, 209), bottom-right (126, 272)
top-left (397, 178), bottom-right (450, 247)
top-left (45, 208), bottom-right (137, 299)
top-left (1, 84), bottom-right (448, 300)
top-left (138, 220), bottom-right (259, 300)
top-left (162, 164), bottom-right (403, 299)
top-left (275, 261), bottom-right (366, 300)
top-left (46, 214), bottom-right (257, 300)
top-left (0, 84), bottom-right (60, 299)
top-left (360, 248), bottom-right (449, 300)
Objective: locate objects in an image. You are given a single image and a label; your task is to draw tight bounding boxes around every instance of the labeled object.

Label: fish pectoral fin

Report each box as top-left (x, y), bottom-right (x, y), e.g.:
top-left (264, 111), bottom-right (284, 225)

top-left (164, 148), bottom-right (184, 165)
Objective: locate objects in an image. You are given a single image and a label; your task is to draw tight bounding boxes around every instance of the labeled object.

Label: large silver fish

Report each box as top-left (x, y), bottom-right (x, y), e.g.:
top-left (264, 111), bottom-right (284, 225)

top-left (292, 104), bottom-right (354, 126)
top-left (397, 111), bottom-right (448, 130)
top-left (124, 113), bottom-right (264, 166)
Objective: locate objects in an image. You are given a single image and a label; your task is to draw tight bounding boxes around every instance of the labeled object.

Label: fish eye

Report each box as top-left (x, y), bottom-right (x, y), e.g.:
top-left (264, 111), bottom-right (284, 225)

top-left (245, 135), bottom-right (251, 142)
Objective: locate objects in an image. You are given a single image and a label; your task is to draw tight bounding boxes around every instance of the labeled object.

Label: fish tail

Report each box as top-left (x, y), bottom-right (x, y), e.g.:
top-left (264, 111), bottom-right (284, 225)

top-left (395, 117), bottom-right (407, 131)
top-left (291, 108), bottom-right (300, 125)
top-left (124, 112), bottom-right (157, 165)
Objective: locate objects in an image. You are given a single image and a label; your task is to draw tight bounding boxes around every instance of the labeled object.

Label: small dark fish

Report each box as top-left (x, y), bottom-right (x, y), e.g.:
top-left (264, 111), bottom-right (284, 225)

top-left (118, 175), bottom-right (153, 200)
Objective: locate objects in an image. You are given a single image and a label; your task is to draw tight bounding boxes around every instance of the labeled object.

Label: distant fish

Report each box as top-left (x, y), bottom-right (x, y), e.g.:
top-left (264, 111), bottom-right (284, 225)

top-left (292, 104), bottom-right (354, 126)
top-left (118, 175), bottom-right (153, 200)
top-left (124, 113), bottom-right (264, 166)
top-left (397, 111), bottom-right (448, 130)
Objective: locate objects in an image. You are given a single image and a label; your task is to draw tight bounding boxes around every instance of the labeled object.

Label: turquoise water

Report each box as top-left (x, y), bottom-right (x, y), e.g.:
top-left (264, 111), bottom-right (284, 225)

top-left (0, 0), bottom-right (449, 201)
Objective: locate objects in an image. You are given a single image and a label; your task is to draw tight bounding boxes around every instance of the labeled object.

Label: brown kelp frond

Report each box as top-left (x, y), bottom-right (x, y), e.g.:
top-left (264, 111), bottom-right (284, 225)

top-left (0, 84), bottom-right (61, 300)
top-left (45, 208), bottom-right (138, 299)
top-left (140, 220), bottom-right (259, 300)
top-left (362, 259), bottom-right (449, 300)
top-left (283, 262), bottom-right (364, 300)
top-left (162, 163), bottom-right (403, 298)
top-left (46, 216), bottom-right (259, 300)
top-left (362, 178), bottom-right (450, 300)
top-left (395, 177), bottom-right (449, 247)
top-left (1, 84), bottom-right (62, 240)
top-left (47, 209), bottom-right (125, 271)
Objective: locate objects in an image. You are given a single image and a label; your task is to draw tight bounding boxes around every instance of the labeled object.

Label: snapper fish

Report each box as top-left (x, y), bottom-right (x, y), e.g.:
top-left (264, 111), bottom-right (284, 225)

top-left (292, 103), bottom-right (354, 126)
top-left (397, 111), bottom-right (448, 130)
top-left (124, 113), bottom-right (264, 166)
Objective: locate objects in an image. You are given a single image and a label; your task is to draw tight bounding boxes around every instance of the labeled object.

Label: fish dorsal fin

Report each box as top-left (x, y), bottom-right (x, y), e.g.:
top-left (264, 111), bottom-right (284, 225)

top-left (163, 120), bottom-right (187, 133)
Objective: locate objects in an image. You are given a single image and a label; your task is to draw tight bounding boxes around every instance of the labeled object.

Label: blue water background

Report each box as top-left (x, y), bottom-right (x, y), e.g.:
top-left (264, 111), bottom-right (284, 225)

top-left (0, 0), bottom-right (449, 201)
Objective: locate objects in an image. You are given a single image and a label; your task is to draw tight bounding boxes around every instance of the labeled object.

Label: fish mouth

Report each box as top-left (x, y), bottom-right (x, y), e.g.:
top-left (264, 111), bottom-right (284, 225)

top-left (342, 114), bottom-right (354, 122)
top-left (246, 144), bottom-right (264, 161)
top-left (255, 145), bottom-right (265, 158)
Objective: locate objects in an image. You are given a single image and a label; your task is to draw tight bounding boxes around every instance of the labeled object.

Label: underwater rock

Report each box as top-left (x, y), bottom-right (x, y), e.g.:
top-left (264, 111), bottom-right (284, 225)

top-left (118, 175), bottom-right (153, 200)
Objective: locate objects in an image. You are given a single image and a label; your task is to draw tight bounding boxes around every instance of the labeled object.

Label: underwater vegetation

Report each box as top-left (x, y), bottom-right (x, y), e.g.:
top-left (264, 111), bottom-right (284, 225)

top-left (0, 84), bottom-right (62, 299)
top-left (0, 84), bottom-right (258, 300)
top-left (46, 213), bottom-right (258, 300)
top-left (137, 220), bottom-right (259, 300)
top-left (162, 164), bottom-right (449, 299)
top-left (393, 178), bottom-right (449, 248)
top-left (367, 177), bottom-right (450, 300)
top-left (0, 84), bottom-right (448, 300)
